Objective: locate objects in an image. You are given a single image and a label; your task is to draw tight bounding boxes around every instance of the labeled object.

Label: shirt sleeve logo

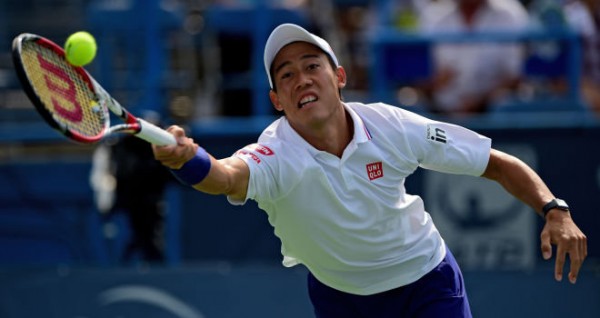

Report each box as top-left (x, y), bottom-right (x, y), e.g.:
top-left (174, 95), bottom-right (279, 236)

top-left (366, 162), bottom-right (384, 181)
top-left (247, 144), bottom-right (274, 156)
top-left (235, 149), bottom-right (261, 164)
top-left (234, 143), bottom-right (275, 165)
top-left (427, 125), bottom-right (447, 144)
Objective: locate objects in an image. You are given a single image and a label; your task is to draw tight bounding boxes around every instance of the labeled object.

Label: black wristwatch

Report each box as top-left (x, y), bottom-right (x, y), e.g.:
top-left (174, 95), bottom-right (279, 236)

top-left (542, 198), bottom-right (569, 218)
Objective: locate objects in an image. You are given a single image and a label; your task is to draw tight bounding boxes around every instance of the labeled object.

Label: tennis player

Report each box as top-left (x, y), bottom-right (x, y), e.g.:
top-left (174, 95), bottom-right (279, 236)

top-left (153, 24), bottom-right (587, 317)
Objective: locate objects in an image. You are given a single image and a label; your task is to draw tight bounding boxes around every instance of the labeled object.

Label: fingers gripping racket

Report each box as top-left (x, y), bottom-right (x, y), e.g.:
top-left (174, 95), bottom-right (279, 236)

top-left (12, 33), bottom-right (176, 145)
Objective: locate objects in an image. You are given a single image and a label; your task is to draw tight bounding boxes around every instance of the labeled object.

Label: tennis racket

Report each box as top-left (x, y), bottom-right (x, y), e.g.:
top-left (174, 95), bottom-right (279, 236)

top-left (11, 33), bottom-right (176, 145)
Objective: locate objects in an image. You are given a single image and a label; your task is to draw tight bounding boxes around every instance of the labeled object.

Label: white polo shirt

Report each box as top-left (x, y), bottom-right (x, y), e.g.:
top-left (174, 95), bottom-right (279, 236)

top-left (229, 102), bottom-right (491, 295)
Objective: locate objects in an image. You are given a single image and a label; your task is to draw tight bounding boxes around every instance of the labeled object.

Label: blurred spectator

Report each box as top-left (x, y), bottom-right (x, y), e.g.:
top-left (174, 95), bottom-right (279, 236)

top-left (90, 111), bottom-right (173, 264)
top-left (562, 0), bottom-right (600, 112)
top-left (418, 0), bottom-right (453, 26)
top-left (419, 0), bottom-right (530, 116)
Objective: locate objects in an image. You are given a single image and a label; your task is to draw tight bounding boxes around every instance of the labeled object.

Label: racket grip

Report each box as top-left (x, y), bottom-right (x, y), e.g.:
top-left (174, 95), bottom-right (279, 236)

top-left (135, 119), bottom-right (177, 146)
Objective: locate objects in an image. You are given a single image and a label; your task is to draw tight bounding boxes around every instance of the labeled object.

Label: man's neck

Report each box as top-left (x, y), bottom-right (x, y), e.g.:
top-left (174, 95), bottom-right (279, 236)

top-left (296, 106), bottom-right (354, 158)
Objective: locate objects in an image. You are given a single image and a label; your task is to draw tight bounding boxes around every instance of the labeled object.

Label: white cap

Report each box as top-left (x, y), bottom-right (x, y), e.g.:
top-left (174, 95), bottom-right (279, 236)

top-left (264, 23), bottom-right (339, 89)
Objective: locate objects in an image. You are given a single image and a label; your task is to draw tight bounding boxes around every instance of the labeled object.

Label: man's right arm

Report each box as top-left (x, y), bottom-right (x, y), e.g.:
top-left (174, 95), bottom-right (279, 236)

top-left (152, 125), bottom-right (250, 202)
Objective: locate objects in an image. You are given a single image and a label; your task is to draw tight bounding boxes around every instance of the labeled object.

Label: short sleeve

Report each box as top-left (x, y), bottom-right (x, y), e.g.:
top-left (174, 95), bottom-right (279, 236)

top-left (417, 121), bottom-right (491, 176)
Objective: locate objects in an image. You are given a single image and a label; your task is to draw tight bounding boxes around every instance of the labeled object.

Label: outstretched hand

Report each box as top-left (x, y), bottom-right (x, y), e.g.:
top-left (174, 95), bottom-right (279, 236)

top-left (540, 211), bottom-right (587, 284)
top-left (151, 125), bottom-right (199, 169)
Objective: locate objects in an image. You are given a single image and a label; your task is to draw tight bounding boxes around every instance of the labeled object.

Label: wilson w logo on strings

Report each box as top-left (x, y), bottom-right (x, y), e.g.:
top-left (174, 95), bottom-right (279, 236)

top-left (37, 53), bottom-right (83, 122)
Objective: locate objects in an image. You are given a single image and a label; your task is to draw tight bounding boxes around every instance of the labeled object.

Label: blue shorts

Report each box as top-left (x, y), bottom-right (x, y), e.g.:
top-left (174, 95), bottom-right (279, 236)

top-left (307, 248), bottom-right (472, 318)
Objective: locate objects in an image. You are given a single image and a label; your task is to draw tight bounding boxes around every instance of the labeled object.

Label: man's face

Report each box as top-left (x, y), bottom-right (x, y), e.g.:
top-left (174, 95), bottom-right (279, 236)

top-left (269, 42), bottom-right (346, 129)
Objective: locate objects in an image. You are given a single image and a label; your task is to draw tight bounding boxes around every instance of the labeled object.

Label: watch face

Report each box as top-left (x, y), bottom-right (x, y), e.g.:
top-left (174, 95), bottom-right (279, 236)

top-left (543, 199), bottom-right (570, 217)
top-left (555, 199), bottom-right (569, 210)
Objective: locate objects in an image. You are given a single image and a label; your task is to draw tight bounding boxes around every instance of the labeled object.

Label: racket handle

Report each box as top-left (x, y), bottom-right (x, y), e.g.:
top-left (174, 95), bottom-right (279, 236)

top-left (136, 118), bottom-right (177, 146)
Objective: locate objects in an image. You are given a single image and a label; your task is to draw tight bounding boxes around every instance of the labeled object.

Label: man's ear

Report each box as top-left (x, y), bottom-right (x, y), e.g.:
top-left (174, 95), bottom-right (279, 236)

top-left (269, 90), bottom-right (284, 111)
top-left (336, 66), bottom-right (347, 89)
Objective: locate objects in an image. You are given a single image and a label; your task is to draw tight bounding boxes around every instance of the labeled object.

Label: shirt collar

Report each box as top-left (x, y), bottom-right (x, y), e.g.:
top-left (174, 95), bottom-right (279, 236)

top-left (344, 102), bottom-right (372, 144)
top-left (281, 102), bottom-right (372, 155)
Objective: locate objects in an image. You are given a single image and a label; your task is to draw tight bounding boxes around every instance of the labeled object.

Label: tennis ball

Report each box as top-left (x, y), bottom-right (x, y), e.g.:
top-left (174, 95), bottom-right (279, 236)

top-left (64, 31), bottom-right (97, 67)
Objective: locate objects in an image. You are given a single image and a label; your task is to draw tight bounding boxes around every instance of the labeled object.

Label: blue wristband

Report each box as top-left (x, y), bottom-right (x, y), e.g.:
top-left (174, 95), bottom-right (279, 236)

top-left (170, 147), bottom-right (211, 186)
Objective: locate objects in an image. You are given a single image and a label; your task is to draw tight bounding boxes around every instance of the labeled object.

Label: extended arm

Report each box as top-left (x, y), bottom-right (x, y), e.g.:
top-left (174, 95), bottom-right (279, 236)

top-left (481, 149), bottom-right (587, 283)
top-left (152, 125), bottom-right (249, 202)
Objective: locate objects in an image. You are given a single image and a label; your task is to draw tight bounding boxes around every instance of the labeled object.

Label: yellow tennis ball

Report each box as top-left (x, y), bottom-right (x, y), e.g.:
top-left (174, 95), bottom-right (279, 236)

top-left (64, 31), bottom-right (97, 67)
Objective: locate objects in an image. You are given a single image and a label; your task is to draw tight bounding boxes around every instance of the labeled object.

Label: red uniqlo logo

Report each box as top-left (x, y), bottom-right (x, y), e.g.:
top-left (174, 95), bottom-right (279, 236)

top-left (366, 162), bottom-right (383, 181)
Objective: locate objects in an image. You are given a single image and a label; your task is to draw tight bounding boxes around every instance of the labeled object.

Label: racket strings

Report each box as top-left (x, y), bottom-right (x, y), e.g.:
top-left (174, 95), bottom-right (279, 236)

top-left (21, 41), bottom-right (106, 138)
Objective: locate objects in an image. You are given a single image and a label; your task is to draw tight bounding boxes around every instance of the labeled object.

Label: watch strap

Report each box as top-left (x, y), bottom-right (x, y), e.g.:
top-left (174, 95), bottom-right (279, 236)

top-left (542, 198), bottom-right (569, 218)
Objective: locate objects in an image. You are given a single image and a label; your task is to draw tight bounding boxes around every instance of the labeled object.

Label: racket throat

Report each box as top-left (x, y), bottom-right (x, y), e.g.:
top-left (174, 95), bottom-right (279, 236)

top-left (123, 110), bottom-right (143, 132)
top-left (109, 121), bottom-right (142, 135)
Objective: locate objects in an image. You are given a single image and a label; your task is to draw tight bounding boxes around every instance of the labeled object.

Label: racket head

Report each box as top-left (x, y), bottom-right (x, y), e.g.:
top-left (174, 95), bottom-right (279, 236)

top-left (12, 33), bottom-right (109, 143)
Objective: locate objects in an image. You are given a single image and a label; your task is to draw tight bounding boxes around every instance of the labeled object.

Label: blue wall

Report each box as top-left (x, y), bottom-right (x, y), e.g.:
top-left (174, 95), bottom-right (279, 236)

top-left (0, 265), bottom-right (598, 318)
